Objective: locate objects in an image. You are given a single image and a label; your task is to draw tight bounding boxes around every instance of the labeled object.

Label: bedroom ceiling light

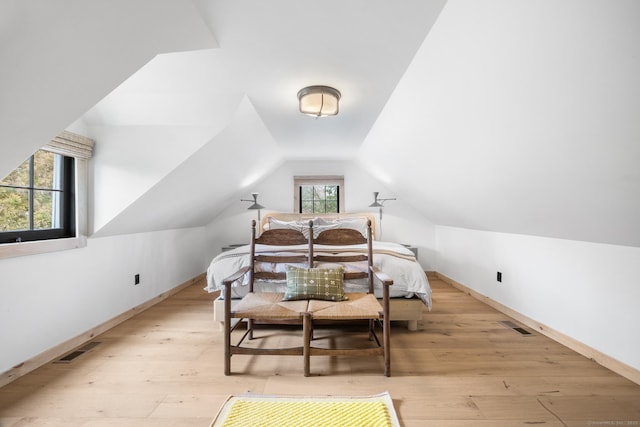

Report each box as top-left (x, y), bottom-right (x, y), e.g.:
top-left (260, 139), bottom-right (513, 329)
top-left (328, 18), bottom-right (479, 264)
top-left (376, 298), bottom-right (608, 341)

top-left (297, 85), bottom-right (341, 117)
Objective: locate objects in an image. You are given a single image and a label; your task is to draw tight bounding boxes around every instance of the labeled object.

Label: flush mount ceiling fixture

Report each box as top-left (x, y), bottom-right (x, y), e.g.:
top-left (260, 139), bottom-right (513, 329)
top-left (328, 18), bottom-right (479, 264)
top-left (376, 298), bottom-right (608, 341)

top-left (297, 85), bottom-right (341, 117)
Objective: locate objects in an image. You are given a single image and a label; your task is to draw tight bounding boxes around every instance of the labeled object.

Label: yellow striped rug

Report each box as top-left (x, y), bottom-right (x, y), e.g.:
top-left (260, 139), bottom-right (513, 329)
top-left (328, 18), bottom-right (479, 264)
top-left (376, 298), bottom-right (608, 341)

top-left (211, 392), bottom-right (400, 427)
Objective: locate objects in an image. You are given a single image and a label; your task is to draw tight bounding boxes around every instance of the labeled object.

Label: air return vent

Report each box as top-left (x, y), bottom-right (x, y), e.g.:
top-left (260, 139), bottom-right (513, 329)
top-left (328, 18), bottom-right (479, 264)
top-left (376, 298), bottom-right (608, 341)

top-left (499, 321), bottom-right (533, 336)
top-left (54, 341), bottom-right (102, 363)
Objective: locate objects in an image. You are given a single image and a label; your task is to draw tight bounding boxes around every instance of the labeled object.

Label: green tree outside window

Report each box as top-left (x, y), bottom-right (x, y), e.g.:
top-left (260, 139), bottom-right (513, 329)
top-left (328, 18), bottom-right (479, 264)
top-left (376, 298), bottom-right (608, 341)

top-left (1, 150), bottom-right (61, 232)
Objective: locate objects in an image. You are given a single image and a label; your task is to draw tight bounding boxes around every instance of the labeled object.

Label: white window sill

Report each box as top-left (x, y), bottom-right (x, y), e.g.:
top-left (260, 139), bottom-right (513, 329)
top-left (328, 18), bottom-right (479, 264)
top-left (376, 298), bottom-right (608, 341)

top-left (0, 236), bottom-right (87, 260)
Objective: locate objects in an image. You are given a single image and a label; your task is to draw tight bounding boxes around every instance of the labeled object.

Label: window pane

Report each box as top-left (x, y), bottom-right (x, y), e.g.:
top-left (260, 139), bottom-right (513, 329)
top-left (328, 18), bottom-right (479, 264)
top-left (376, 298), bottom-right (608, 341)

top-left (0, 157), bottom-right (30, 187)
top-left (299, 184), bottom-right (339, 213)
top-left (301, 200), bottom-right (314, 213)
top-left (0, 187), bottom-right (29, 231)
top-left (1, 151), bottom-right (75, 244)
top-left (33, 190), bottom-right (61, 229)
top-left (33, 150), bottom-right (60, 190)
top-left (325, 185), bottom-right (337, 200)
top-left (295, 176), bottom-right (343, 214)
top-left (313, 185), bottom-right (325, 201)
top-left (301, 185), bottom-right (314, 199)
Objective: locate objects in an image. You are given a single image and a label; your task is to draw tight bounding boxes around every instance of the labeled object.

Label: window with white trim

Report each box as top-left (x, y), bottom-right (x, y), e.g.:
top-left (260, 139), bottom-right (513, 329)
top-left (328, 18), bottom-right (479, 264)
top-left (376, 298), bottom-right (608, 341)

top-left (0, 150), bottom-right (75, 243)
top-left (0, 131), bottom-right (94, 257)
top-left (293, 176), bottom-right (344, 214)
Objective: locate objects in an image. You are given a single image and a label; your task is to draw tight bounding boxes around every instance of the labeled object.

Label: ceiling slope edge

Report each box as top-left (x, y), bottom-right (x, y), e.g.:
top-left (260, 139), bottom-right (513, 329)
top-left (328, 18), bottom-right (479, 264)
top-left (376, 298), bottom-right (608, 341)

top-left (358, 0), bottom-right (640, 248)
top-left (90, 96), bottom-right (284, 238)
top-left (0, 0), bottom-right (217, 178)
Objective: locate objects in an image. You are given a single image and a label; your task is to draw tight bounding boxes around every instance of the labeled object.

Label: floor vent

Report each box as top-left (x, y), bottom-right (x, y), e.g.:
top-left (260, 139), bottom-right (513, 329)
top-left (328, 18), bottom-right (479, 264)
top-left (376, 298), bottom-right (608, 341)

top-left (499, 321), bottom-right (533, 336)
top-left (54, 341), bottom-right (102, 363)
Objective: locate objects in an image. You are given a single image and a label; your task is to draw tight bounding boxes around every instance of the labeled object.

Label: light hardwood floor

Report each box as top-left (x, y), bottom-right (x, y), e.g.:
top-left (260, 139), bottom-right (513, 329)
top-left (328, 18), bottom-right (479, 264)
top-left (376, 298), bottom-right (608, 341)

top-left (1, 277), bottom-right (639, 426)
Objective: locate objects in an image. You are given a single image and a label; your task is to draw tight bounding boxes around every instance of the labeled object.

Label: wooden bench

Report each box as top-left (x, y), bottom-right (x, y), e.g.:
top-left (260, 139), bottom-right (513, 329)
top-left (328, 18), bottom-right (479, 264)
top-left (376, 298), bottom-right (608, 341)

top-left (222, 220), bottom-right (393, 376)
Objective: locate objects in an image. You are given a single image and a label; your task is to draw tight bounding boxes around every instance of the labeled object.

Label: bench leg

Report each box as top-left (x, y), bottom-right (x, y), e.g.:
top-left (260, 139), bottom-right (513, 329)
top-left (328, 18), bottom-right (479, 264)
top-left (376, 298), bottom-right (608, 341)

top-left (224, 296), bottom-right (231, 376)
top-left (383, 287), bottom-right (391, 377)
top-left (383, 313), bottom-right (390, 377)
top-left (247, 319), bottom-right (254, 340)
top-left (303, 313), bottom-right (311, 377)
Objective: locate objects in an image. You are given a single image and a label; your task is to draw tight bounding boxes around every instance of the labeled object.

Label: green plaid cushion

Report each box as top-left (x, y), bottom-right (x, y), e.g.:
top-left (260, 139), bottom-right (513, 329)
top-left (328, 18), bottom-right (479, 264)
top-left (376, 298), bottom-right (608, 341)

top-left (283, 265), bottom-right (348, 301)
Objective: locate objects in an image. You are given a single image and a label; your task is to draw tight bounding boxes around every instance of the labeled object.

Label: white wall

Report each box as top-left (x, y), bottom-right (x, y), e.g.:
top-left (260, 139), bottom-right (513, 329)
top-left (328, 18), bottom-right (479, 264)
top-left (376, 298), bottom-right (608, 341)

top-left (0, 227), bottom-right (210, 375)
top-left (436, 226), bottom-right (640, 372)
top-left (204, 159), bottom-right (437, 269)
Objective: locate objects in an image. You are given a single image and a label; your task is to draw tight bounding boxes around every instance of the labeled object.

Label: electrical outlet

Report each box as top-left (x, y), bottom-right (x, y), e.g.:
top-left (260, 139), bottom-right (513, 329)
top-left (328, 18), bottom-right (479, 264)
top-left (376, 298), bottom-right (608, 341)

top-left (497, 271), bottom-right (502, 282)
top-left (134, 274), bottom-right (140, 285)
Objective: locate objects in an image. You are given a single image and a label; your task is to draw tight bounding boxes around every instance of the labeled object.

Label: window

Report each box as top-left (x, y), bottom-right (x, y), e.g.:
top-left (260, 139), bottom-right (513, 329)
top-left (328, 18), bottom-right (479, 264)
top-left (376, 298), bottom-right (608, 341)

top-left (300, 184), bottom-right (339, 213)
top-left (294, 176), bottom-right (344, 214)
top-left (0, 130), bottom-right (94, 258)
top-left (0, 150), bottom-right (75, 243)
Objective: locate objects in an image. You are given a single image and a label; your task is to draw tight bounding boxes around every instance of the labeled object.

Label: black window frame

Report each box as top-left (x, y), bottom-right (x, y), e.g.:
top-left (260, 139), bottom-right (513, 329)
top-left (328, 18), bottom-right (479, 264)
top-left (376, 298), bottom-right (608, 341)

top-left (0, 153), bottom-right (76, 244)
top-left (298, 184), bottom-right (340, 214)
top-left (293, 175), bottom-right (345, 214)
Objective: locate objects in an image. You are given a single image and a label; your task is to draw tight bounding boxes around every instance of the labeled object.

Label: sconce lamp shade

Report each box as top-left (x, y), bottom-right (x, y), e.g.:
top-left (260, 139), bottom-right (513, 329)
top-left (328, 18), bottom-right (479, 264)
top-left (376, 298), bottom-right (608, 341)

top-left (242, 193), bottom-right (264, 210)
top-left (369, 191), bottom-right (384, 207)
top-left (297, 85), bottom-right (341, 117)
top-left (368, 191), bottom-right (396, 239)
top-left (370, 191), bottom-right (395, 207)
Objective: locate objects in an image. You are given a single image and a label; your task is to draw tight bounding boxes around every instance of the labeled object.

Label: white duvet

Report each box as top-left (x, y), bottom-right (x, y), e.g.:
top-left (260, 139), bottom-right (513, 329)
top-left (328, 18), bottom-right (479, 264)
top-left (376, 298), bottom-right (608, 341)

top-left (206, 241), bottom-right (432, 309)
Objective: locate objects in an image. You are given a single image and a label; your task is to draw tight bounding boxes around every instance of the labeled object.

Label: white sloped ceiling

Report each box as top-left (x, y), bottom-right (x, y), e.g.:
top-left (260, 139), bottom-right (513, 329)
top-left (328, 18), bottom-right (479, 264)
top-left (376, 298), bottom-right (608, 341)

top-left (2, 0), bottom-right (639, 248)
top-left (72, 0), bottom-right (448, 236)
top-left (83, 48), bottom-right (248, 233)
top-left (0, 0), bottom-right (217, 178)
top-left (91, 96), bottom-right (284, 237)
top-left (358, 0), bottom-right (640, 247)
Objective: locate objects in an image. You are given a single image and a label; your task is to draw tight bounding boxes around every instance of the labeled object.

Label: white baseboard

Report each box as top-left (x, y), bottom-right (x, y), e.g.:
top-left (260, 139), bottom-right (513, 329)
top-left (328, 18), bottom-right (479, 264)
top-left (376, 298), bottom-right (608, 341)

top-left (436, 272), bottom-right (640, 386)
top-left (0, 273), bottom-right (206, 389)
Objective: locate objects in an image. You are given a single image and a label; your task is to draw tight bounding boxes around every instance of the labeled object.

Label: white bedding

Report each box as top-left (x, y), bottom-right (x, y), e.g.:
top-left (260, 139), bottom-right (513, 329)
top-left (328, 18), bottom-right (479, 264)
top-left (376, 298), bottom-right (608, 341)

top-left (206, 240), bottom-right (432, 310)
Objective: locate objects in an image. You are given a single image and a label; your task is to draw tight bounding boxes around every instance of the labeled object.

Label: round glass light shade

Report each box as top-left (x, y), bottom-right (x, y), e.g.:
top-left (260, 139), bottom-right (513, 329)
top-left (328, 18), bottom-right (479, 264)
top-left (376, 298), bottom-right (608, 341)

top-left (297, 86), bottom-right (341, 117)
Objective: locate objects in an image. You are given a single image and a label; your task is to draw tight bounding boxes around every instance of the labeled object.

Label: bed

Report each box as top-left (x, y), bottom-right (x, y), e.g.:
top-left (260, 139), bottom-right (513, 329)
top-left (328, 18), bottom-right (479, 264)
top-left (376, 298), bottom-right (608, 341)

top-left (207, 212), bottom-right (431, 330)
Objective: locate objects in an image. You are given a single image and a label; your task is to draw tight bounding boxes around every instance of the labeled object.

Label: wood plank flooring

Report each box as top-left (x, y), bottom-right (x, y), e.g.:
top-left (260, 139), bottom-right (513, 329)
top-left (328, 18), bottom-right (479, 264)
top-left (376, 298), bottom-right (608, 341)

top-left (1, 278), bottom-right (639, 426)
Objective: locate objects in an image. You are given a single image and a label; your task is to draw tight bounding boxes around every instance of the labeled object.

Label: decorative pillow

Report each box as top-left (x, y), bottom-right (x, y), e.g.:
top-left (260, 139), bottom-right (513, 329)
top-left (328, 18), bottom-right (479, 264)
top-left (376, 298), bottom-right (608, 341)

top-left (310, 222), bottom-right (340, 237)
top-left (283, 265), bottom-right (348, 301)
top-left (267, 218), bottom-right (310, 238)
top-left (311, 217), bottom-right (331, 226)
top-left (266, 217), bottom-right (341, 239)
top-left (264, 216), bottom-right (370, 238)
top-left (330, 217), bottom-right (369, 237)
top-left (315, 217), bottom-right (369, 238)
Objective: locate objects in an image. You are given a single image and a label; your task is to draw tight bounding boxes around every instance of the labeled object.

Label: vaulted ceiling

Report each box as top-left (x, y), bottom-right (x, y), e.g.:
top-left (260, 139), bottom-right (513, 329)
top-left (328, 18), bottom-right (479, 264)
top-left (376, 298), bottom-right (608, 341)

top-left (2, 0), bottom-right (639, 247)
